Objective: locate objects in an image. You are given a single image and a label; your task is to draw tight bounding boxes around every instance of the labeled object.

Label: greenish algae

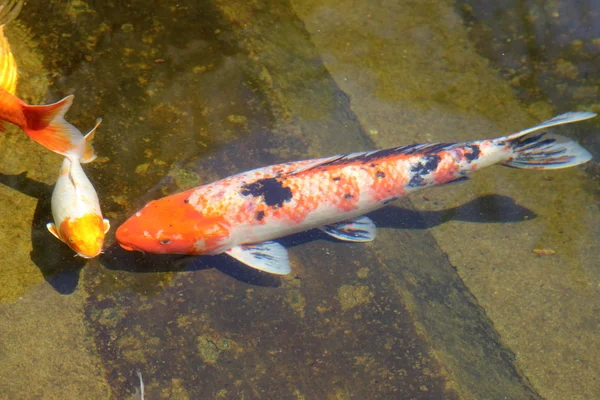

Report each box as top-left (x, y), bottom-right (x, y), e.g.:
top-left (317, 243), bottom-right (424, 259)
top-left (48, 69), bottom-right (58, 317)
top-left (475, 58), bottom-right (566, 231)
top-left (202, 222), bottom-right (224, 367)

top-left (197, 333), bottom-right (238, 364)
top-left (337, 285), bottom-right (373, 311)
top-left (282, 277), bottom-right (307, 317)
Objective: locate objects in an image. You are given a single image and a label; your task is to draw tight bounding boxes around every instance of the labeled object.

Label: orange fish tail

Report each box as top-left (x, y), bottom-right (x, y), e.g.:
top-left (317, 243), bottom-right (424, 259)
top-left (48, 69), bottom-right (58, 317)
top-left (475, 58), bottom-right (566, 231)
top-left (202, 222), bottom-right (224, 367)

top-left (20, 95), bottom-right (94, 159)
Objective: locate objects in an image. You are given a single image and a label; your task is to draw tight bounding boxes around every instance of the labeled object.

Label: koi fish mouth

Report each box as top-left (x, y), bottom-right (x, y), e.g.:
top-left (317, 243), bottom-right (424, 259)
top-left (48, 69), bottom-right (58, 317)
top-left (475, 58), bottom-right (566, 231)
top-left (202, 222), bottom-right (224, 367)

top-left (76, 252), bottom-right (101, 259)
top-left (118, 243), bottom-right (136, 251)
top-left (117, 240), bottom-right (145, 254)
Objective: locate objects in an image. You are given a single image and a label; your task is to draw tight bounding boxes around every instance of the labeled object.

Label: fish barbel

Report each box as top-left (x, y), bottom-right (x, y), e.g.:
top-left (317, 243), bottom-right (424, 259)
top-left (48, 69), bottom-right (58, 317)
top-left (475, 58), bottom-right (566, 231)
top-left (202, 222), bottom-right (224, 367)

top-left (116, 112), bottom-right (595, 274)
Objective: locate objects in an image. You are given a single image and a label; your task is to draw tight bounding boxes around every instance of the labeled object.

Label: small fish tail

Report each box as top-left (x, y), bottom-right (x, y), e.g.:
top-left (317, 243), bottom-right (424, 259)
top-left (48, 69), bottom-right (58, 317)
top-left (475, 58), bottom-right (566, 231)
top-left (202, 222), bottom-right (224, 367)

top-left (21, 95), bottom-right (97, 161)
top-left (502, 111), bottom-right (595, 169)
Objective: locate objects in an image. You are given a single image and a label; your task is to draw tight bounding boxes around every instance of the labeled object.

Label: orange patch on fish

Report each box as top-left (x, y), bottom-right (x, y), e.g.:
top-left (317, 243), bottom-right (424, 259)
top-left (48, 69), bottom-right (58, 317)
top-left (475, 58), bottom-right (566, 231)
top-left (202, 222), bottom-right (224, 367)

top-left (369, 160), bottom-right (408, 201)
top-left (116, 190), bottom-right (232, 254)
top-left (59, 214), bottom-right (106, 258)
top-left (433, 153), bottom-right (461, 184)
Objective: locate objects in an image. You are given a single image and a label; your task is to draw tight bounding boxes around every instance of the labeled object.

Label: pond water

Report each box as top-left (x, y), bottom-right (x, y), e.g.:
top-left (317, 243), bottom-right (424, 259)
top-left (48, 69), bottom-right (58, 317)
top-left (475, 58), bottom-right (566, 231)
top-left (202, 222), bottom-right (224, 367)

top-left (0, 1), bottom-right (597, 399)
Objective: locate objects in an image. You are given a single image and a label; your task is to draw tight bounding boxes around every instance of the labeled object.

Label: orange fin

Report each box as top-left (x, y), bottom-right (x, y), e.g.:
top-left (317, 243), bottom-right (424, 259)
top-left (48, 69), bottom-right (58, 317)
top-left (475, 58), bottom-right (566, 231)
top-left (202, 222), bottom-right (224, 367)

top-left (20, 95), bottom-right (95, 159)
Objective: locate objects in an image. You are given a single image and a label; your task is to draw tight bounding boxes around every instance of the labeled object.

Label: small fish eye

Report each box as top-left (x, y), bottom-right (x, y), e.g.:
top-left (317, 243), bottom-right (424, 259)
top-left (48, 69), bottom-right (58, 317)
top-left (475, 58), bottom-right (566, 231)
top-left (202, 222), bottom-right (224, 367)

top-left (160, 239), bottom-right (171, 245)
top-left (69, 238), bottom-right (75, 243)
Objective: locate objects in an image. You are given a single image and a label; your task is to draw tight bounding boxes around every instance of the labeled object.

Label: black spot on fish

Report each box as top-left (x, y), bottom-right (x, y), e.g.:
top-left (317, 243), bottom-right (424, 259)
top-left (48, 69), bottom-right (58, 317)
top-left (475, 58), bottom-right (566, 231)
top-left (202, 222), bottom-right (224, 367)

top-left (408, 155), bottom-right (441, 188)
top-left (241, 177), bottom-right (293, 208)
top-left (256, 211), bottom-right (265, 221)
top-left (332, 176), bottom-right (341, 181)
top-left (344, 193), bottom-right (353, 199)
top-left (465, 145), bottom-right (480, 162)
top-left (370, 163), bottom-right (379, 167)
top-left (376, 171), bottom-right (385, 178)
top-left (183, 199), bottom-right (189, 204)
top-left (160, 239), bottom-right (171, 245)
top-left (408, 174), bottom-right (425, 187)
top-left (530, 138), bottom-right (556, 149)
top-left (511, 133), bottom-right (545, 148)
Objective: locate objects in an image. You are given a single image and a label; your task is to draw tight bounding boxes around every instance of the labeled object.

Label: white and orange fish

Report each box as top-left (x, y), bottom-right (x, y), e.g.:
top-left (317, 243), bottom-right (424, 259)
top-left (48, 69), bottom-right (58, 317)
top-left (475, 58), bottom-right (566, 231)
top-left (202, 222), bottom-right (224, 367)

top-left (47, 119), bottom-right (110, 258)
top-left (116, 112), bottom-right (595, 274)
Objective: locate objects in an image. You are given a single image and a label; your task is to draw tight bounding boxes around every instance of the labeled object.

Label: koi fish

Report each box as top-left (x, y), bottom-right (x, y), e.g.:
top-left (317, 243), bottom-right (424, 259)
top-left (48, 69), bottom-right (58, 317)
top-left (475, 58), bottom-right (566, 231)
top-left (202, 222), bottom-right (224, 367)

top-left (116, 112), bottom-right (595, 274)
top-left (47, 119), bottom-right (110, 258)
top-left (0, 0), bottom-right (23, 95)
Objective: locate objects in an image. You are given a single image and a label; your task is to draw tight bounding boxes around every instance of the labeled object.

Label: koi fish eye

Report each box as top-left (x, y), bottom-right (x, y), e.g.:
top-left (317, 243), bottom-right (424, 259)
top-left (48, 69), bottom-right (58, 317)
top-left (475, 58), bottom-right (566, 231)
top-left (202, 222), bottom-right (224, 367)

top-left (160, 239), bottom-right (171, 245)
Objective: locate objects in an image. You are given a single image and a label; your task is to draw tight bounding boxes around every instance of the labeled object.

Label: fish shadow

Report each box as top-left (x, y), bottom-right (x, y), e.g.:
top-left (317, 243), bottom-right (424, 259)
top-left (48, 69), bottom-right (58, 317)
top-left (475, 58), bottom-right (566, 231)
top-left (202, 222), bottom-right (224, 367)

top-left (102, 194), bottom-right (535, 286)
top-left (0, 171), bottom-right (86, 295)
top-left (370, 194), bottom-right (537, 230)
top-left (101, 244), bottom-right (283, 288)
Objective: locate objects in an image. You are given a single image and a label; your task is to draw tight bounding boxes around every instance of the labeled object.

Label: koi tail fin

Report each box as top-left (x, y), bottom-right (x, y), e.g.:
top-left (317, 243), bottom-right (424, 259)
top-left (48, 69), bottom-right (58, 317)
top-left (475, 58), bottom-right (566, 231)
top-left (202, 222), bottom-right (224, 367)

top-left (502, 111), bottom-right (595, 169)
top-left (21, 95), bottom-right (97, 163)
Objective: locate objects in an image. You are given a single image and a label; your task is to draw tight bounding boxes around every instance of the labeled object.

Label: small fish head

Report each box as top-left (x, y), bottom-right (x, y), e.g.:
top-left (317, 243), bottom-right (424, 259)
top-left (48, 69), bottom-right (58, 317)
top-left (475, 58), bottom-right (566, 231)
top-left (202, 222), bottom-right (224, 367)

top-left (116, 192), bottom-right (230, 255)
top-left (59, 214), bottom-right (106, 258)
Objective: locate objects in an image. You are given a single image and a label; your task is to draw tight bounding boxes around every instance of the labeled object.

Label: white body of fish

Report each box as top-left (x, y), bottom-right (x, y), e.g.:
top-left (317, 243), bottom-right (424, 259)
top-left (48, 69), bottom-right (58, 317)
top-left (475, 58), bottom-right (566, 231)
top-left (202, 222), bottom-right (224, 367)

top-left (51, 157), bottom-right (103, 223)
top-left (46, 120), bottom-right (109, 258)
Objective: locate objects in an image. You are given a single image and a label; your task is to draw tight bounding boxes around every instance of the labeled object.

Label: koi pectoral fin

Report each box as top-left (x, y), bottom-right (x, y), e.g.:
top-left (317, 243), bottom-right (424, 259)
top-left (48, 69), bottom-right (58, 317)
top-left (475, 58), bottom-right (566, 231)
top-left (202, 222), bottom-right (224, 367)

top-left (46, 222), bottom-right (64, 242)
top-left (225, 241), bottom-right (291, 275)
top-left (320, 216), bottom-right (376, 242)
top-left (103, 218), bottom-right (111, 234)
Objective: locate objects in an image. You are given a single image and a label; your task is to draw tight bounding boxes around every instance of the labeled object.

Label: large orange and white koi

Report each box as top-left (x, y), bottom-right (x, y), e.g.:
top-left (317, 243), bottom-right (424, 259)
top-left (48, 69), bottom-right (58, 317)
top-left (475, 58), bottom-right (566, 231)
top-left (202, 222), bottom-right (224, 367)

top-left (116, 112), bottom-right (595, 274)
top-left (47, 119), bottom-right (110, 258)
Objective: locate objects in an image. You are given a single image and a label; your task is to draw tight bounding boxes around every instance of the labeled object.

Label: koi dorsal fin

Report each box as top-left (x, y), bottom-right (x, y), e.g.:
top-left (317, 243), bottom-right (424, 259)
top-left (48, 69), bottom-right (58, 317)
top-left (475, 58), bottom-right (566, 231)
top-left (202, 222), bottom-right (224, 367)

top-left (293, 142), bottom-right (458, 175)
